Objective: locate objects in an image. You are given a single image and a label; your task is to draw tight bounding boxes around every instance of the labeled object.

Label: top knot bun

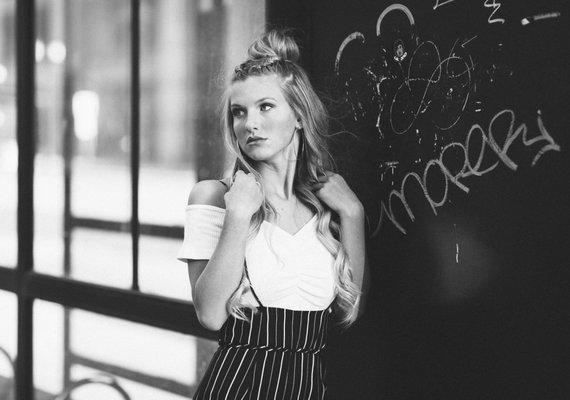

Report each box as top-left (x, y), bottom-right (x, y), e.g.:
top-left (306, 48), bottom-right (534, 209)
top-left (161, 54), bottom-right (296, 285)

top-left (247, 29), bottom-right (300, 64)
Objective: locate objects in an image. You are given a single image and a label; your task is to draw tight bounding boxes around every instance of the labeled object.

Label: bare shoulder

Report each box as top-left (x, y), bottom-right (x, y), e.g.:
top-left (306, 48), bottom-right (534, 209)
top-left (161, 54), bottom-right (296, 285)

top-left (187, 179), bottom-right (229, 208)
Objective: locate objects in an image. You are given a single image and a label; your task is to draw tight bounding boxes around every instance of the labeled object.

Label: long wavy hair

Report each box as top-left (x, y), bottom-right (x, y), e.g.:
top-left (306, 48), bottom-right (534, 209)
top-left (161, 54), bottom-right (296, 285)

top-left (221, 29), bottom-right (360, 326)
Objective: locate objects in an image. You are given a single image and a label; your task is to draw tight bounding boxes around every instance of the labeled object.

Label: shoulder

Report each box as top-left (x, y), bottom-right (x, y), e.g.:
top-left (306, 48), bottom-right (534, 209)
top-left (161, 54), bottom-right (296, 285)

top-left (187, 179), bottom-right (229, 208)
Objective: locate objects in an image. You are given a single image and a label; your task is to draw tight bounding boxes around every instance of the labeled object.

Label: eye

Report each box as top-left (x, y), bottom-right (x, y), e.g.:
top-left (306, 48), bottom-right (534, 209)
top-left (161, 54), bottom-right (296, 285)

top-left (231, 108), bottom-right (245, 118)
top-left (260, 103), bottom-right (274, 112)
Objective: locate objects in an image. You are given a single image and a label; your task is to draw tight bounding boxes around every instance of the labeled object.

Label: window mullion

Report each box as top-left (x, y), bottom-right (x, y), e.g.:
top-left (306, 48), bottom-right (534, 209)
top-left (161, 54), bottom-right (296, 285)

top-left (15, 0), bottom-right (35, 399)
top-left (130, 0), bottom-right (140, 291)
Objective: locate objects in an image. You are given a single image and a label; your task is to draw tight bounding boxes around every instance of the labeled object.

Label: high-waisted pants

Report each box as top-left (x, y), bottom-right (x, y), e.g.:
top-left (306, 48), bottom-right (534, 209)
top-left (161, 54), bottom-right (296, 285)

top-left (193, 306), bottom-right (331, 400)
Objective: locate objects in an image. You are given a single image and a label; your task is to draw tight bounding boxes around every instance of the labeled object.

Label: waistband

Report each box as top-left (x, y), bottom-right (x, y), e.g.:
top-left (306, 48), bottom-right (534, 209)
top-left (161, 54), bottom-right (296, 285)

top-left (219, 306), bottom-right (331, 354)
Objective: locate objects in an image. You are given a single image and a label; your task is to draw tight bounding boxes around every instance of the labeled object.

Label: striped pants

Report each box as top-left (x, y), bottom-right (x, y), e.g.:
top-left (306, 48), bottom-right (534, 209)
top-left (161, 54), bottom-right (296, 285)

top-left (193, 306), bottom-right (331, 400)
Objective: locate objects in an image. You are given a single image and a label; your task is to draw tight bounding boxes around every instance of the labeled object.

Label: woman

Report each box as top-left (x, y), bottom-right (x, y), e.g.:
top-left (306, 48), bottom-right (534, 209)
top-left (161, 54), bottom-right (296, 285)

top-left (178, 29), bottom-right (367, 400)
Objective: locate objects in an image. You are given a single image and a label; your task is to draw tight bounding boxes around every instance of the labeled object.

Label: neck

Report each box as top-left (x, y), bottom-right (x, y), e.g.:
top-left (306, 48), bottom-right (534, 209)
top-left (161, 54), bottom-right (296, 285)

top-left (256, 156), bottom-right (297, 200)
top-left (254, 130), bottom-right (300, 199)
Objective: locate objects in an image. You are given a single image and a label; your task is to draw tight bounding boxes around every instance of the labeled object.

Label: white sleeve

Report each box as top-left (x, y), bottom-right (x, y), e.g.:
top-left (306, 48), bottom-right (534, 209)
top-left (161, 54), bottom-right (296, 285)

top-left (177, 204), bottom-right (226, 262)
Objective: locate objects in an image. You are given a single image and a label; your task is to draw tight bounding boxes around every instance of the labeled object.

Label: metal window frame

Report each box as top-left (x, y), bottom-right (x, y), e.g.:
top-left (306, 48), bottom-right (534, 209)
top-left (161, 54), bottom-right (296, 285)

top-left (5, 1), bottom-right (220, 399)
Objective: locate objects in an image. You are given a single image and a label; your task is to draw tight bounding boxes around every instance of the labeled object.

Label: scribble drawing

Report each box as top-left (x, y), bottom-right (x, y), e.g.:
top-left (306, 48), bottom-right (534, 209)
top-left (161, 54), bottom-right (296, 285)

top-left (336, 5), bottom-right (476, 139)
top-left (334, 3), bottom-right (560, 237)
top-left (389, 40), bottom-right (473, 135)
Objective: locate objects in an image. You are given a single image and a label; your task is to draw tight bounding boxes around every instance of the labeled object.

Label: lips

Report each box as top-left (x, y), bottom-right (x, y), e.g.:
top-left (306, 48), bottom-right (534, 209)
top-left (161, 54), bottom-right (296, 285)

top-left (246, 137), bottom-right (267, 144)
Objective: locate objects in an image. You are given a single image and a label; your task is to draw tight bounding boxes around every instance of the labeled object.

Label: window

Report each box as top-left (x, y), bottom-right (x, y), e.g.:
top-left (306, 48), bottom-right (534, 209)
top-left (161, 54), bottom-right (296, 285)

top-left (0, 0), bottom-right (265, 398)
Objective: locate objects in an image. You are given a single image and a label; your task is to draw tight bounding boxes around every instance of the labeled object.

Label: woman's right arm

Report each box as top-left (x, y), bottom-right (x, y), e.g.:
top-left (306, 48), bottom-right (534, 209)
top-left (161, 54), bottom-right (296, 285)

top-left (186, 172), bottom-right (262, 331)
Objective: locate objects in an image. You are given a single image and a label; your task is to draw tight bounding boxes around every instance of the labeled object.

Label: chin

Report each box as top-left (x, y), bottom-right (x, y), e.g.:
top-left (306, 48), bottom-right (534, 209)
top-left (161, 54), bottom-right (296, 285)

top-left (242, 148), bottom-right (273, 162)
top-left (246, 153), bottom-right (271, 163)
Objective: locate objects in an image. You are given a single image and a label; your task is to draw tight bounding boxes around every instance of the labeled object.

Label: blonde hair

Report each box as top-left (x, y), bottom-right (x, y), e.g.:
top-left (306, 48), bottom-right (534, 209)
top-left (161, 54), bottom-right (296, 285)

top-left (221, 29), bottom-right (360, 326)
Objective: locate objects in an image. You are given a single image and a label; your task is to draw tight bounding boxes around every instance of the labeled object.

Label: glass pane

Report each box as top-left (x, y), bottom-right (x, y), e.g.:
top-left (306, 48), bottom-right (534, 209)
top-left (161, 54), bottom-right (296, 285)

top-left (71, 229), bottom-right (132, 287)
top-left (33, 300), bottom-right (64, 395)
top-left (0, 291), bottom-right (16, 398)
top-left (139, 235), bottom-right (189, 301)
top-left (138, 0), bottom-right (265, 299)
top-left (34, 299), bottom-right (218, 399)
top-left (34, 0), bottom-right (66, 277)
top-left (0, 1), bottom-right (16, 268)
top-left (34, 1), bottom-right (132, 285)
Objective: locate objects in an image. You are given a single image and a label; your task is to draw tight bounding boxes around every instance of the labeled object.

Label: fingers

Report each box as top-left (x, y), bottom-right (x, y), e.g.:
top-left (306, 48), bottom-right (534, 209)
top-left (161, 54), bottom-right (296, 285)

top-left (315, 171), bottom-right (338, 184)
top-left (233, 170), bottom-right (247, 182)
top-left (311, 182), bottom-right (325, 191)
top-left (310, 171), bottom-right (333, 192)
top-left (317, 171), bottom-right (336, 181)
top-left (232, 171), bottom-right (262, 191)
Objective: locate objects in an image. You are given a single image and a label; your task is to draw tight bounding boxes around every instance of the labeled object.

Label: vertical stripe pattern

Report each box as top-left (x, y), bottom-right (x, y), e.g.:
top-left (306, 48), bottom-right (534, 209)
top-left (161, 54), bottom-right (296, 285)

top-left (193, 306), bottom-right (331, 400)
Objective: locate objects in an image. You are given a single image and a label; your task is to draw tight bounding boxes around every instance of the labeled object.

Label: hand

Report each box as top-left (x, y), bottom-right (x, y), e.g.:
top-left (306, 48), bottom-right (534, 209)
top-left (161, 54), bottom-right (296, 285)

top-left (224, 170), bottom-right (264, 219)
top-left (310, 172), bottom-right (363, 218)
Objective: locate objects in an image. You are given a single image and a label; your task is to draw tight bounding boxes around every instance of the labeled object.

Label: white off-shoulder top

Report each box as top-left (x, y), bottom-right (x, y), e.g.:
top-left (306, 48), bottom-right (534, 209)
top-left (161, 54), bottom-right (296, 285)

top-left (177, 204), bottom-right (336, 311)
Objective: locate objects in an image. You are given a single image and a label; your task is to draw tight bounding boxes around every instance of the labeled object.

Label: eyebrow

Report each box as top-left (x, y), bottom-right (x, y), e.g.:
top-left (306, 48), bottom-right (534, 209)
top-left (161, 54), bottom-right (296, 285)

top-left (256, 97), bottom-right (277, 103)
top-left (230, 97), bottom-right (277, 107)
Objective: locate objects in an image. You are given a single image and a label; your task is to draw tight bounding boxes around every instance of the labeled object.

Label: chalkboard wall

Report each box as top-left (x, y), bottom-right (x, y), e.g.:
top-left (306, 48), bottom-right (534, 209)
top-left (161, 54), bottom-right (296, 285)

top-left (268, 0), bottom-right (569, 399)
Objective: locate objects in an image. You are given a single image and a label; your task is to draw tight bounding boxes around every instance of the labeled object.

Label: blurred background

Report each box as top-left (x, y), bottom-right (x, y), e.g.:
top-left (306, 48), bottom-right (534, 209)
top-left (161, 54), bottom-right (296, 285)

top-left (0, 0), bottom-right (265, 398)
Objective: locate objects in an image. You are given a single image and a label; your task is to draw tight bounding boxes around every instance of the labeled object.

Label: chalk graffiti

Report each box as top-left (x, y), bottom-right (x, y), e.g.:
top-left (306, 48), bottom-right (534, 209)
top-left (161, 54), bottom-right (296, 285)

top-left (335, 3), bottom-right (562, 237)
top-left (484, 0), bottom-right (505, 24)
top-left (432, 0), bottom-right (506, 23)
top-left (433, 0), bottom-right (455, 11)
top-left (521, 11), bottom-right (562, 26)
top-left (371, 109), bottom-right (561, 236)
top-left (335, 32), bottom-right (365, 73)
top-left (388, 39), bottom-right (473, 135)
top-left (377, 3), bottom-right (415, 35)
top-left (335, 4), bottom-right (492, 142)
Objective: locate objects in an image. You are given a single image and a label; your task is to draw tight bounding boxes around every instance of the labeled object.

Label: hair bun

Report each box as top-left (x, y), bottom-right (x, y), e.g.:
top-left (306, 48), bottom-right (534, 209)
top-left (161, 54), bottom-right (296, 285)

top-left (247, 29), bottom-right (300, 64)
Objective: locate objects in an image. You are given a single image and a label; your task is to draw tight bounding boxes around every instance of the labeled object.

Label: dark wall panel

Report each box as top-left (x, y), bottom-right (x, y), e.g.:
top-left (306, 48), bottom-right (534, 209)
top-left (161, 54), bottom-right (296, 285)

top-left (269, 1), bottom-right (570, 399)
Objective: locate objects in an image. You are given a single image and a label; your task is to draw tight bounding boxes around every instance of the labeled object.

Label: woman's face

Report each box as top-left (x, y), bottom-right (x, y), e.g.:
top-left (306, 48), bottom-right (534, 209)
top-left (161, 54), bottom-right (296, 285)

top-left (229, 74), bottom-right (300, 164)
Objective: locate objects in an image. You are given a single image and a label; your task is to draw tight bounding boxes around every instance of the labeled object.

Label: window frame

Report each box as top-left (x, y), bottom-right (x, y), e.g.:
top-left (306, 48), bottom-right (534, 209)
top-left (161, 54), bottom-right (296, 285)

top-left (1, 1), bottom-right (229, 399)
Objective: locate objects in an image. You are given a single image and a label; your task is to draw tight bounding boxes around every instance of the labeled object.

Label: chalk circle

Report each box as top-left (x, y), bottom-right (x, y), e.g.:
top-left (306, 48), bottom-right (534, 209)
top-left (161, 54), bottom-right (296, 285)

top-left (335, 32), bottom-right (365, 74)
top-left (376, 3), bottom-right (415, 37)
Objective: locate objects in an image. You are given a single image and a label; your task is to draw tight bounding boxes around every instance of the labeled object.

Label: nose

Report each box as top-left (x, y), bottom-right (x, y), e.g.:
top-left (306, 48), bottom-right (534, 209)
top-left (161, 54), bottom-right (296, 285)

top-left (244, 112), bottom-right (260, 133)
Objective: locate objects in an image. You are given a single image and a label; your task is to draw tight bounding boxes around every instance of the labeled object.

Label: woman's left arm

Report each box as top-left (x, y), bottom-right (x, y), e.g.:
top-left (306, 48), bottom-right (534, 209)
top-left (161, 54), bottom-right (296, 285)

top-left (312, 172), bottom-right (369, 315)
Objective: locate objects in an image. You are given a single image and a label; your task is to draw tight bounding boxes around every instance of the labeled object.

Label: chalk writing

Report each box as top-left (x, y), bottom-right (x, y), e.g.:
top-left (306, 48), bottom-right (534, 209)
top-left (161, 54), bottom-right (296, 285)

top-left (433, 0), bottom-right (455, 11)
top-left (484, 0), bottom-right (505, 24)
top-left (521, 11), bottom-right (562, 26)
top-left (461, 35), bottom-right (477, 48)
top-left (455, 243), bottom-right (459, 263)
top-left (371, 109), bottom-right (561, 236)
